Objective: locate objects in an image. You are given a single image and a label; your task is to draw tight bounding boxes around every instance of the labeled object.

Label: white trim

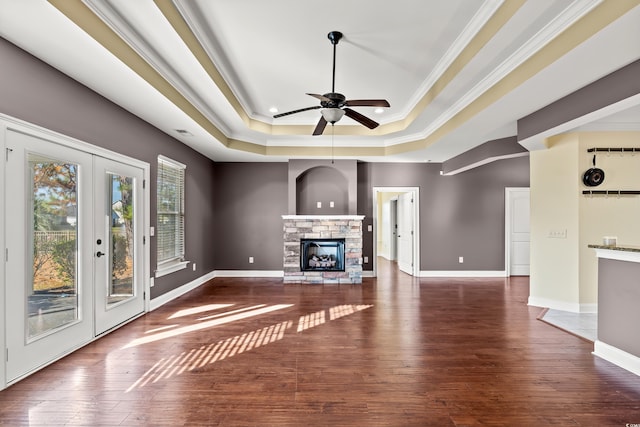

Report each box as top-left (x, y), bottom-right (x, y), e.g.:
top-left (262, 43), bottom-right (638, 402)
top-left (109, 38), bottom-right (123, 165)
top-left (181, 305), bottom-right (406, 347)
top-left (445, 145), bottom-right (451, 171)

top-left (372, 187), bottom-right (420, 277)
top-left (593, 340), bottom-right (640, 377)
top-left (214, 270), bottom-right (284, 278)
top-left (155, 260), bottom-right (190, 278)
top-left (593, 248), bottom-right (640, 263)
top-left (158, 154), bottom-right (186, 170)
top-left (528, 296), bottom-right (581, 313)
top-left (0, 114), bottom-right (149, 169)
top-left (420, 270), bottom-right (506, 278)
top-left (0, 120), bottom-right (6, 389)
top-left (580, 303), bottom-right (598, 314)
top-left (528, 297), bottom-right (597, 313)
top-left (362, 271), bottom-right (374, 278)
top-left (505, 187), bottom-right (530, 277)
top-left (150, 270), bottom-right (216, 311)
top-left (443, 153), bottom-right (529, 176)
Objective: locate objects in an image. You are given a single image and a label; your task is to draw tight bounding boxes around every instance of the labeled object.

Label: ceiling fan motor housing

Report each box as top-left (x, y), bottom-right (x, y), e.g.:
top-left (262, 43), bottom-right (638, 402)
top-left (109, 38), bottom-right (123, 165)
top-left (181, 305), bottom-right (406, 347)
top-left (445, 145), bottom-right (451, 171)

top-left (320, 92), bottom-right (346, 108)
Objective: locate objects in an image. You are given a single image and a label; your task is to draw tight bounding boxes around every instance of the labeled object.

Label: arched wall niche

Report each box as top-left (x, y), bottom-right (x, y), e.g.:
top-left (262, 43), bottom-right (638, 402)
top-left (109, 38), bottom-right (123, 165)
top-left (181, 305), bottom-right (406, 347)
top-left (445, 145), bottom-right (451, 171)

top-left (296, 166), bottom-right (348, 215)
top-left (287, 160), bottom-right (357, 215)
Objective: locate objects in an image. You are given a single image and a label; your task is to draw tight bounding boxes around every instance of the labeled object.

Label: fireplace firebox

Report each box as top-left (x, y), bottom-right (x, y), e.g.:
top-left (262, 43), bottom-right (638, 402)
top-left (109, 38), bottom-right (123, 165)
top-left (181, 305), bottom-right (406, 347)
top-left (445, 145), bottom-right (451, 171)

top-left (300, 238), bottom-right (345, 272)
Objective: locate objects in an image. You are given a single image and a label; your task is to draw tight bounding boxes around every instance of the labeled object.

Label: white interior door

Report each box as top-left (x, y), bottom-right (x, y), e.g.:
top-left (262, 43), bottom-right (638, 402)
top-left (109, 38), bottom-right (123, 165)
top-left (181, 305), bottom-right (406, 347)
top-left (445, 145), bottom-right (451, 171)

top-left (507, 188), bottom-right (530, 276)
top-left (5, 130), bottom-right (94, 382)
top-left (397, 192), bottom-right (414, 275)
top-left (390, 198), bottom-right (398, 261)
top-left (94, 157), bottom-right (145, 335)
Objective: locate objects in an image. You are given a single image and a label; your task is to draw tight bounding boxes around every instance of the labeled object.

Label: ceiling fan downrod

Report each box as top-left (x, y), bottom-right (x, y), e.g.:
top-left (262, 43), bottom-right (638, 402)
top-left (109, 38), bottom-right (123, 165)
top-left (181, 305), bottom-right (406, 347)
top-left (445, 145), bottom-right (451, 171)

top-left (328, 31), bottom-right (342, 93)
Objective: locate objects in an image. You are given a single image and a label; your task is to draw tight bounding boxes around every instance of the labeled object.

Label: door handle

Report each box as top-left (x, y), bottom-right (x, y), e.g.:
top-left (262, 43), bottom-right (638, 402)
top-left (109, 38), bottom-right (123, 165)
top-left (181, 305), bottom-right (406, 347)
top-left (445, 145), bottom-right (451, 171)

top-left (96, 251), bottom-right (105, 258)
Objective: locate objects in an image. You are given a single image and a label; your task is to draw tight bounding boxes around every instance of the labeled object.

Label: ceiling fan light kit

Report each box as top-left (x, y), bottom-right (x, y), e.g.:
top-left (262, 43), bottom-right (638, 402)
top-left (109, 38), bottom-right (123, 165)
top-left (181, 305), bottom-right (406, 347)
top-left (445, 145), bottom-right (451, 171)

top-left (321, 108), bottom-right (345, 124)
top-left (273, 31), bottom-right (390, 135)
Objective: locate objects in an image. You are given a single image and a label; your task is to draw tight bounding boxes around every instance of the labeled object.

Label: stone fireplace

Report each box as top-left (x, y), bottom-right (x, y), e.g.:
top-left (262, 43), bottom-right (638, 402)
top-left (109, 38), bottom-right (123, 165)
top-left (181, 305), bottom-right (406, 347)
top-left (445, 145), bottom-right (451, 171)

top-left (283, 160), bottom-right (363, 284)
top-left (283, 215), bottom-right (363, 284)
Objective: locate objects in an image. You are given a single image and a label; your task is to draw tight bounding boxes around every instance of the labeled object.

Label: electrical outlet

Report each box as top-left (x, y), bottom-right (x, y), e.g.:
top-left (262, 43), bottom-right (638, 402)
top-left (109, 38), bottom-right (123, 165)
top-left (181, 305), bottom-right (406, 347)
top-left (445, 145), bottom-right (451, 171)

top-left (368, 225), bottom-right (373, 232)
top-left (364, 256), bottom-right (369, 264)
top-left (150, 277), bottom-right (154, 287)
top-left (149, 226), bottom-right (155, 236)
top-left (316, 201), bottom-right (322, 208)
top-left (249, 256), bottom-right (254, 264)
top-left (459, 256), bottom-right (464, 263)
top-left (192, 263), bottom-right (196, 271)
top-left (330, 201), bottom-right (335, 208)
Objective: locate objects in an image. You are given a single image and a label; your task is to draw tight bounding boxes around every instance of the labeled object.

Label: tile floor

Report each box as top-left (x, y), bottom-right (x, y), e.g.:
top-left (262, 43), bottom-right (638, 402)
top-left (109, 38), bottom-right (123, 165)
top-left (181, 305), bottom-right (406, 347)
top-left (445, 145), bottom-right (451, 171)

top-left (539, 309), bottom-right (598, 342)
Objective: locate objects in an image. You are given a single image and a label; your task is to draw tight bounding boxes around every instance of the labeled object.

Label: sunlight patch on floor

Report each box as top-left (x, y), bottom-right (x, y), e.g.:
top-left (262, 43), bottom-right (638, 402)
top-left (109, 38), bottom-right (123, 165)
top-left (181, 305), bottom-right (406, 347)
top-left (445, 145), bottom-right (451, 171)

top-left (123, 304), bottom-right (293, 348)
top-left (125, 304), bottom-right (374, 392)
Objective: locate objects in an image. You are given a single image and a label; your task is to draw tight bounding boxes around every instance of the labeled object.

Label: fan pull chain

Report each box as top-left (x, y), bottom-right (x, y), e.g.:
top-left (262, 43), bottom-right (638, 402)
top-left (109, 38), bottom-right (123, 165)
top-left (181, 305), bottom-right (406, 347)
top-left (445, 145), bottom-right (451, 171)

top-left (331, 124), bottom-right (335, 164)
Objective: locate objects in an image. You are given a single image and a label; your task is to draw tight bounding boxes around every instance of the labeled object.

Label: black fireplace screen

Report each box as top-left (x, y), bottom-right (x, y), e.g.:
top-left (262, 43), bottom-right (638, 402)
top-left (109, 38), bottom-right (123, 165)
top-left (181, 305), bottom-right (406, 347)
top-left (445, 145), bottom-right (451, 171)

top-left (300, 238), bottom-right (345, 271)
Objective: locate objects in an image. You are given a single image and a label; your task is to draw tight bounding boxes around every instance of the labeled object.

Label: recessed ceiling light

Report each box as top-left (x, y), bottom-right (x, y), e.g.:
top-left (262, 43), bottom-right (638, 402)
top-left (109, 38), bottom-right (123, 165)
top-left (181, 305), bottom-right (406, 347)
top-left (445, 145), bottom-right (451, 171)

top-left (269, 107), bottom-right (279, 113)
top-left (374, 108), bottom-right (384, 114)
top-left (175, 129), bottom-right (193, 136)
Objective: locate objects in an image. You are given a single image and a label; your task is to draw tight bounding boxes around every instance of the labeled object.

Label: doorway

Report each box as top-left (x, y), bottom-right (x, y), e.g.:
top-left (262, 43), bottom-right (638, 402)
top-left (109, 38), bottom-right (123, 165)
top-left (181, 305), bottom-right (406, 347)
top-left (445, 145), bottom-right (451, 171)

top-left (373, 187), bottom-right (420, 276)
top-left (3, 120), bottom-right (149, 384)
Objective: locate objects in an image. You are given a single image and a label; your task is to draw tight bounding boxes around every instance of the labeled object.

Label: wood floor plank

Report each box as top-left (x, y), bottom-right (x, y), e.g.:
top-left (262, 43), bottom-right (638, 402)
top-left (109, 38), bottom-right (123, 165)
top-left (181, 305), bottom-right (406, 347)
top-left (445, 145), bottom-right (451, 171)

top-left (1, 258), bottom-right (639, 426)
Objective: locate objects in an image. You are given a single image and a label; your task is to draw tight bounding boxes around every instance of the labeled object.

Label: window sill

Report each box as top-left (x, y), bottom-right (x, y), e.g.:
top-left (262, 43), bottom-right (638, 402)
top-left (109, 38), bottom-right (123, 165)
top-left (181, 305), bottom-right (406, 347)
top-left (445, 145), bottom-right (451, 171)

top-left (155, 260), bottom-right (190, 278)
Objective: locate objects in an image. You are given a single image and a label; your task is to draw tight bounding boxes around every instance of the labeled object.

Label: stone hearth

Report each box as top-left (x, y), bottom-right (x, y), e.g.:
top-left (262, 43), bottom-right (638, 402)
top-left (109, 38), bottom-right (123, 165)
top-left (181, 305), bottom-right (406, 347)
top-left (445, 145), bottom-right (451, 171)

top-left (282, 215), bottom-right (363, 284)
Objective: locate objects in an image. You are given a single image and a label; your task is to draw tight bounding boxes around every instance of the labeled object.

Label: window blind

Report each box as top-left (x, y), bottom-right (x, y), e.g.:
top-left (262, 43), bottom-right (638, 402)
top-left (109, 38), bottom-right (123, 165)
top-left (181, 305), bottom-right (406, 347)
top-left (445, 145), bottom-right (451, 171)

top-left (157, 156), bottom-right (185, 266)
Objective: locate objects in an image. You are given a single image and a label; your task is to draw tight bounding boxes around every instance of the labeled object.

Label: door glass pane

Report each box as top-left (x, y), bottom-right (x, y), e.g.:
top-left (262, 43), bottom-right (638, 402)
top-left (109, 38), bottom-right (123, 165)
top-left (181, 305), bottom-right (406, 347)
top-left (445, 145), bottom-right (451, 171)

top-left (29, 156), bottom-right (79, 339)
top-left (108, 173), bottom-right (135, 305)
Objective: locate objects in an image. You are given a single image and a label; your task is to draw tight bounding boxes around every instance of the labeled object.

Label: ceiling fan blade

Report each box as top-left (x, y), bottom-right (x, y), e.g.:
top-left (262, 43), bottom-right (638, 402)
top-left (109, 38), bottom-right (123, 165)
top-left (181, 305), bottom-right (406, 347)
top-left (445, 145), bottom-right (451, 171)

top-left (345, 99), bottom-right (390, 107)
top-left (273, 105), bottom-right (321, 118)
top-left (306, 93), bottom-right (332, 102)
top-left (312, 117), bottom-right (328, 136)
top-left (343, 108), bottom-right (379, 129)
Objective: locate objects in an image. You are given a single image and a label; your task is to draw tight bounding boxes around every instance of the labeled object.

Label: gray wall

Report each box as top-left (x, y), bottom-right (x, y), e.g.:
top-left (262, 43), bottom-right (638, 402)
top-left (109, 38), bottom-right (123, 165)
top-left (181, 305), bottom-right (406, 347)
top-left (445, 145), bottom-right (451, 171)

top-left (358, 157), bottom-right (530, 271)
top-left (598, 258), bottom-right (640, 357)
top-left (212, 162), bottom-right (288, 270)
top-left (297, 167), bottom-right (349, 215)
top-left (0, 37), bottom-right (216, 298)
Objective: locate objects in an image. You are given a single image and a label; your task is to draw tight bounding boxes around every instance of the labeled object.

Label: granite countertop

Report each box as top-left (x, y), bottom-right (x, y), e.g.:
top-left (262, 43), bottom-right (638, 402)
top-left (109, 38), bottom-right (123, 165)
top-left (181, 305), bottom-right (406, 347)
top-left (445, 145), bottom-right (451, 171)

top-left (588, 244), bottom-right (640, 253)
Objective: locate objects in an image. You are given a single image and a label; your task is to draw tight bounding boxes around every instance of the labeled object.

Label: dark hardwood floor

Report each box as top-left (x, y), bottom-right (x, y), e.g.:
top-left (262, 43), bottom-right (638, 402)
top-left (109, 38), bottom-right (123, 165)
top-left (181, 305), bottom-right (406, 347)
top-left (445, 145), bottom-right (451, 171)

top-left (1, 258), bottom-right (639, 426)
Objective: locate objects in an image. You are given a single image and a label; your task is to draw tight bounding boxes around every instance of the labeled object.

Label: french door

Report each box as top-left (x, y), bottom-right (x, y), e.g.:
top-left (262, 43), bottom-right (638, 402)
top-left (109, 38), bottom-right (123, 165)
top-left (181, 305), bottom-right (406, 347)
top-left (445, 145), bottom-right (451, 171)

top-left (4, 128), bottom-right (146, 383)
top-left (93, 157), bottom-right (145, 335)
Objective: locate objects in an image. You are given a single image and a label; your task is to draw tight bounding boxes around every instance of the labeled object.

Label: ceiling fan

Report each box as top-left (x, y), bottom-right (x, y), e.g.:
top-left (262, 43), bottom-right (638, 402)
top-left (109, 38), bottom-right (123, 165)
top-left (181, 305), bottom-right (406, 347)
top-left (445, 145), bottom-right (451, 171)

top-left (273, 31), bottom-right (390, 136)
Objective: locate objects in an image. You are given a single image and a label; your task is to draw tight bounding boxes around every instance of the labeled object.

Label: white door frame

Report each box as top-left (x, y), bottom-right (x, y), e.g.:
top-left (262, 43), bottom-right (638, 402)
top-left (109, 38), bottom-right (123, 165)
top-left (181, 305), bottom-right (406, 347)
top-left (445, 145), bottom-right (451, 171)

top-left (372, 187), bottom-right (420, 276)
top-left (505, 187), bottom-right (530, 276)
top-left (0, 114), bottom-right (151, 389)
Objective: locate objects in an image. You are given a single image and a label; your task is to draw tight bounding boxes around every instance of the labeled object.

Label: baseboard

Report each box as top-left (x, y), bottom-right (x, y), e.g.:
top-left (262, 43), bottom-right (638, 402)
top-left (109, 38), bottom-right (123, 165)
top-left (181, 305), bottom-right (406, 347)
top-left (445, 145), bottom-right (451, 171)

top-left (150, 270), bottom-right (216, 311)
top-left (580, 303), bottom-right (598, 314)
top-left (214, 270), bottom-right (284, 278)
top-left (362, 270), bottom-right (374, 278)
top-left (528, 296), bottom-right (597, 313)
top-left (420, 270), bottom-right (507, 278)
top-left (593, 340), bottom-right (640, 377)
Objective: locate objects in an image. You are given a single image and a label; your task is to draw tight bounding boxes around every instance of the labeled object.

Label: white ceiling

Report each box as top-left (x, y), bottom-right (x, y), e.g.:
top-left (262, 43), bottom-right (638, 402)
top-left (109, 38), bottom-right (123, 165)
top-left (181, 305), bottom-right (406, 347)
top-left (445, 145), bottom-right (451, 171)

top-left (1, 0), bottom-right (639, 163)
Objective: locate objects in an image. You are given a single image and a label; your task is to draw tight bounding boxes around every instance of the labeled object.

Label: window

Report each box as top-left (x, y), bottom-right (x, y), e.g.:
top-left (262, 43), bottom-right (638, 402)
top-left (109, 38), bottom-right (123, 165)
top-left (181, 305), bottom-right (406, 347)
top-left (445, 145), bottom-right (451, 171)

top-left (156, 155), bottom-right (188, 277)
